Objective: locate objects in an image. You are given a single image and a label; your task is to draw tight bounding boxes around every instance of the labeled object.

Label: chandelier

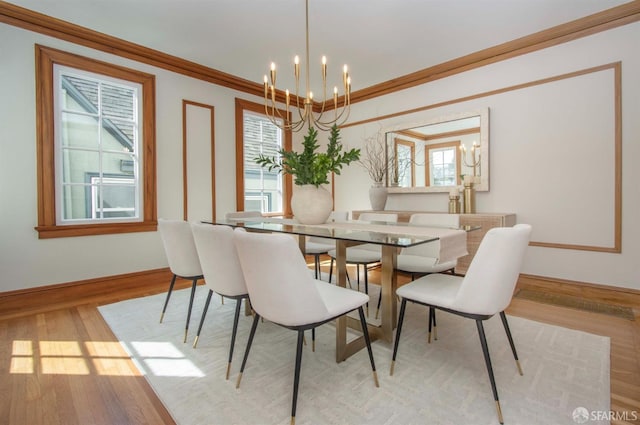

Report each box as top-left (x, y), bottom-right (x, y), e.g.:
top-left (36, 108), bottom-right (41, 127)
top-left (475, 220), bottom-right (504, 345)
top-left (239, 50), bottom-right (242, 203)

top-left (263, 0), bottom-right (351, 132)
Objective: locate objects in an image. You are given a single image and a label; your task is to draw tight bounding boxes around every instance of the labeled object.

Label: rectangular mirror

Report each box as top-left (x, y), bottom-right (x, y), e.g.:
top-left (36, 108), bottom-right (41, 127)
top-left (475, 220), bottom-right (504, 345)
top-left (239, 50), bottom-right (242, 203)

top-left (385, 108), bottom-right (489, 192)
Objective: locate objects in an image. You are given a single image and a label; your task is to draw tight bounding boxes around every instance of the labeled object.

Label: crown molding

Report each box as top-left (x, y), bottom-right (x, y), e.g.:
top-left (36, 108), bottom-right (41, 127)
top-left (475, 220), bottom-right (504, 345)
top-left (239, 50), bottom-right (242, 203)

top-left (2, 0), bottom-right (640, 107)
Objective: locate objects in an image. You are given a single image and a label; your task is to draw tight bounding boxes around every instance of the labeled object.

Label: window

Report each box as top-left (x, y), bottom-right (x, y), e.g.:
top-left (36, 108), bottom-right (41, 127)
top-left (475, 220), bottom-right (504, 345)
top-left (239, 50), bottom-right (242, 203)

top-left (393, 138), bottom-right (415, 187)
top-left (56, 69), bottom-right (141, 222)
top-left (35, 45), bottom-right (156, 238)
top-left (235, 99), bottom-right (292, 216)
top-left (426, 141), bottom-right (461, 187)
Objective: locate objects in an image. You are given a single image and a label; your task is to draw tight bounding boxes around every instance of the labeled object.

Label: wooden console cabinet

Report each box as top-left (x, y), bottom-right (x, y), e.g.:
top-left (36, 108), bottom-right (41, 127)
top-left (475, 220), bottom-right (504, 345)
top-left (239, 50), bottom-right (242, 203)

top-left (352, 210), bottom-right (516, 275)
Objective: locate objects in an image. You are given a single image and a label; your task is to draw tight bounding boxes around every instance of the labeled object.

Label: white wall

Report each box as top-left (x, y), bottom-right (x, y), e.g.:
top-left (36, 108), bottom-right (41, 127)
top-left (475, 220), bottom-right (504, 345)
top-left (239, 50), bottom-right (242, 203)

top-left (335, 22), bottom-right (640, 290)
top-left (0, 24), bottom-right (263, 292)
top-left (1, 20), bottom-right (638, 293)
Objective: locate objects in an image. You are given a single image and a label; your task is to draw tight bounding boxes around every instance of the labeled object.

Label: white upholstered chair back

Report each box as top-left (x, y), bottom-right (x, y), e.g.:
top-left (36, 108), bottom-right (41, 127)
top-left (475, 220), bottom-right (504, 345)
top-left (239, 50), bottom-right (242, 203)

top-left (225, 211), bottom-right (263, 220)
top-left (234, 230), bottom-right (330, 326)
top-left (358, 212), bottom-right (398, 223)
top-left (355, 213), bottom-right (398, 252)
top-left (158, 219), bottom-right (203, 278)
top-left (401, 213), bottom-right (460, 259)
top-left (452, 224), bottom-right (531, 316)
top-left (190, 223), bottom-right (247, 298)
top-left (328, 210), bottom-right (348, 222)
top-left (307, 211), bottom-right (348, 244)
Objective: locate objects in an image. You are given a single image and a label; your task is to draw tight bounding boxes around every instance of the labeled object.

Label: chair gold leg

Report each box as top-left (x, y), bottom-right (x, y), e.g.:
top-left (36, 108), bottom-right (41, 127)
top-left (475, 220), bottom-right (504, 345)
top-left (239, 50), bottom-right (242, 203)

top-left (516, 359), bottom-right (523, 376)
top-left (390, 360), bottom-right (395, 376)
top-left (433, 325), bottom-right (438, 341)
top-left (496, 400), bottom-right (504, 424)
top-left (192, 335), bottom-right (199, 348)
top-left (375, 308), bottom-right (380, 320)
top-left (290, 416), bottom-right (295, 425)
top-left (183, 329), bottom-right (188, 343)
top-left (235, 372), bottom-right (243, 388)
top-left (373, 370), bottom-right (379, 387)
top-left (427, 331), bottom-right (432, 344)
top-left (159, 312), bottom-right (165, 323)
top-left (226, 362), bottom-right (232, 380)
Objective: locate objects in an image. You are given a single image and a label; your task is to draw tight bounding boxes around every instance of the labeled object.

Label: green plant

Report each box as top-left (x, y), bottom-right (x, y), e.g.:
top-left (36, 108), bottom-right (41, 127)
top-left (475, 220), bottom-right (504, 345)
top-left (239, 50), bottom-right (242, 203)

top-left (255, 124), bottom-right (360, 187)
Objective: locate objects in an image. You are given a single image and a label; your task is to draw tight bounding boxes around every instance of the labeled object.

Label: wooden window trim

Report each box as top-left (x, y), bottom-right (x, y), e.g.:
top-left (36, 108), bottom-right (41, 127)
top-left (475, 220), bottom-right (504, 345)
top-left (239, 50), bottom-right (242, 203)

top-left (234, 98), bottom-right (292, 217)
top-left (394, 138), bottom-right (416, 187)
top-left (34, 45), bottom-right (157, 238)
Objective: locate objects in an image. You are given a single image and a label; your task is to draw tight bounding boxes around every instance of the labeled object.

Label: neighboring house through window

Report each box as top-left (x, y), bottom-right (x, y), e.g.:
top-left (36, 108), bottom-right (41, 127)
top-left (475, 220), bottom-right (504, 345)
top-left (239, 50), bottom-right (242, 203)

top-left (235, 99), bottom-right (292, 217)
top-left (35, 45), bottom-right (156, 238)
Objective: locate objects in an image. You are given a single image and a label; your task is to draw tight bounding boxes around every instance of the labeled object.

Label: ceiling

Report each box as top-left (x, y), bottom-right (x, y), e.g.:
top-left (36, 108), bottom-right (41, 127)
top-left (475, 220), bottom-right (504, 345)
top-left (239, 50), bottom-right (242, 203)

top-left (6, 0), bottom-right (631, 96)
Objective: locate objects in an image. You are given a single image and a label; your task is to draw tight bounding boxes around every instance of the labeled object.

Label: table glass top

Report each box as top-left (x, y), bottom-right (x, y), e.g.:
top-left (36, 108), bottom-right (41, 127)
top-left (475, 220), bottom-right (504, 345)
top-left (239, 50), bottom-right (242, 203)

top-left (207, 218), bottom-right (477, 248)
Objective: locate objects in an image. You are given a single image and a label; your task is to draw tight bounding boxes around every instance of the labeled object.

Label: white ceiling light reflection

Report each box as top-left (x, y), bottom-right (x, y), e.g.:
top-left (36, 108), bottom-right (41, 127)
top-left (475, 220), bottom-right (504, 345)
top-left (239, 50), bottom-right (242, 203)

top-left (129, 341), bottom-right (204, 378)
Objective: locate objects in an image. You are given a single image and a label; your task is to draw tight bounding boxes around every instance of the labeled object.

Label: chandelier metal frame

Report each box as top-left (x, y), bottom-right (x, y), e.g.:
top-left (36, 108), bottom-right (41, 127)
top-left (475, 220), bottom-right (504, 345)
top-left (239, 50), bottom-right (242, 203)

top-left (263, 0), bottom-right (351, 132)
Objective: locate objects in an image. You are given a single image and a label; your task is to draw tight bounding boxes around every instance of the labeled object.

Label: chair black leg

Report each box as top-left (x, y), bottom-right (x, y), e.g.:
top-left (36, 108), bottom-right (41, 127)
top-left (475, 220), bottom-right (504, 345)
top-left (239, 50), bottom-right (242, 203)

top-left (427, 306), bottom-right (433, 343)
top-left (363, 265), bottom-right (369, 315)
top-left (476, 320), bottom-right (504, 424)
top-left (329, 258), bottom-right (334, 283)
top-left (225, 298), bottom-right (243, 380)
top-left (159, 274), bottom-right (177, 323)
top-left (364, 265), bottom-right (369, 294)
top-left (291, 330), bottom-right (305, 425)
top-left (313, 254), bottom-right (320, 279)
top-left (357, 307), bottom-right (379, 387)
top-left (236, 313), bottom-right (260, 388)
top-left (192, 289), bottom-right (213, 348)
top-left (390, 298), bottom-right (408, 375)
top-left (356, 264), bottom-right (361, 291)
top-left (375, 290), bottom-right (382, 319)
top-left (329, 257), bottom-right (352, 288)
top-left (184, 278), bottom-right (198, 343)
top-left (500, 311), bottom-right (523, 375)
top-left (431, 307), bottom-right (438, 341)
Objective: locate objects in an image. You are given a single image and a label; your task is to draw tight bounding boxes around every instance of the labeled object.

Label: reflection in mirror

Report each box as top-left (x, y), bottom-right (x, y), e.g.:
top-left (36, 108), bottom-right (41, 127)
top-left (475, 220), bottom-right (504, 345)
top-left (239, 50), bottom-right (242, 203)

top-left (385, 108), bottom-right (489, 192)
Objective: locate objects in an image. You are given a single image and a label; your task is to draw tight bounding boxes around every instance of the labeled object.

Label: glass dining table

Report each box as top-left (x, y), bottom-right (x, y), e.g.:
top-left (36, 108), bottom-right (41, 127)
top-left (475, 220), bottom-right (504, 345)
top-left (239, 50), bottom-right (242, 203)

top-left (206, 217), bottom-right (470, 363)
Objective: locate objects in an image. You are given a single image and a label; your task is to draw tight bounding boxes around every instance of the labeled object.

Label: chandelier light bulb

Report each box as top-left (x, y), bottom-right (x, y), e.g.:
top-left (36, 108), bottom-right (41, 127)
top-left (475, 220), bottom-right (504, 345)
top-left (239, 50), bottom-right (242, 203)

top-left (262, 0), bottom-right (351, 131)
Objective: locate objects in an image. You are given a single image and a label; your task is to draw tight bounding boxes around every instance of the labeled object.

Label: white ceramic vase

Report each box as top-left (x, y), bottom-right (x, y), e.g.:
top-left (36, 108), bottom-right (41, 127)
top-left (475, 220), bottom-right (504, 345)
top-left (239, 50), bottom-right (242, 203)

top-left (369, 182), bottom-right (388, 211)
top-left (291, 184), bottom-right (333, 224)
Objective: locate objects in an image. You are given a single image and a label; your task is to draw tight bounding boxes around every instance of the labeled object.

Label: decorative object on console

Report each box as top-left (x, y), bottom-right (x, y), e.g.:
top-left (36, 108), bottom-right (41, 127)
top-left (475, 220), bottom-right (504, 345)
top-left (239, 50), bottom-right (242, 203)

top-left (448, 187), bottom-right (461, 213)
top-left (360, 126), bottom-right (392, 210)
top-left (463, 175), bottom-right (476, 214)
top-left (369, 182), bottom-right (388, 211)
top-left (262, 0), bottom-right (351, 132)
top-left (255, 125), bottom-right (360, 224)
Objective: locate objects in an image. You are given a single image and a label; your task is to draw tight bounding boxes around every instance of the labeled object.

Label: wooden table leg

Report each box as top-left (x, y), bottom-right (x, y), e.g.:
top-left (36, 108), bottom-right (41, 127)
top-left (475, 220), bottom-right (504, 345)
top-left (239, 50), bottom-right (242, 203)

top-left (380, 245), bottom-right (398, 342)
top-left (336, 243), bottom-right (398, 361)
top-left (335, 240), bottom-right (348, 362)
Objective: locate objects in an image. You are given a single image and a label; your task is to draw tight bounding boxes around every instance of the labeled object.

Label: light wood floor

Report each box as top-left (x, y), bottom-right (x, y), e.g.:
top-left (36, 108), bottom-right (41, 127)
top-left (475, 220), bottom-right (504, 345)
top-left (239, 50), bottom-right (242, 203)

top-left (1, 261), bottom-right (639, 425)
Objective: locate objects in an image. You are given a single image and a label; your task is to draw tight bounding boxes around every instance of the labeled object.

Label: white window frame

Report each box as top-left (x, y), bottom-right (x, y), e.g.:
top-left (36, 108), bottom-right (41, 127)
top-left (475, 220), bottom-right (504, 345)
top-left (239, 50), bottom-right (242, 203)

top-left (53, 65), bottom-right (143, 225)
top-left (242, 110), bottom-right (284, 215)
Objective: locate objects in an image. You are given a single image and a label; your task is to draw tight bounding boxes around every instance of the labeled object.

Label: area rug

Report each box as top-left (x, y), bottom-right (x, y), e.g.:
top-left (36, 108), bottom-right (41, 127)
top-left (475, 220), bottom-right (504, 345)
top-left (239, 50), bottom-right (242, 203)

top-left (99, 287), bottom-right (610, 425)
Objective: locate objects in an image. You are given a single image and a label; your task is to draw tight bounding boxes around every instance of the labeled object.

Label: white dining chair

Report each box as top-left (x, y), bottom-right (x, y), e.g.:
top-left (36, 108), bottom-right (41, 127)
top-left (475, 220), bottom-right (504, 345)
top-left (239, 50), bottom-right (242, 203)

top-left (233, 229), bottom-right (379, 425)
top-left (375, 213), bottom-right (461, 322)
top-left (390, 224), bottom-right (532, 425)
top-left (327, 212), bottom-right (398, 310)
top-left (157, 219), bottom-right (204, 343)
top-left (225, 211), bottom-right (263, 220)
top-left (190, 223), bottom-right (249, 379)
top-left (303, 211), bottom-right (348, 279)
